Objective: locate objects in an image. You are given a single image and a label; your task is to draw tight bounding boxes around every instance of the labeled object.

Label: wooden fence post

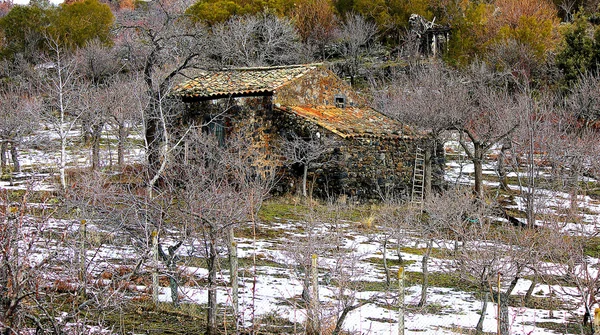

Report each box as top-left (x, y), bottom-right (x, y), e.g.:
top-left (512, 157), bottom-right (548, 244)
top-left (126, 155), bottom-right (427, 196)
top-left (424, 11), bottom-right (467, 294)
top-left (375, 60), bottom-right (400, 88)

top-left (79, 219), bottom-right (87, 299)
top-left (229, 228), bottom-right (239, 333)
top-left (398, 267), bottom-right (405, 335)
top-left (152, 230), bottom-right (159, 304)
top-left (307, 254), bottom-right (321, 335)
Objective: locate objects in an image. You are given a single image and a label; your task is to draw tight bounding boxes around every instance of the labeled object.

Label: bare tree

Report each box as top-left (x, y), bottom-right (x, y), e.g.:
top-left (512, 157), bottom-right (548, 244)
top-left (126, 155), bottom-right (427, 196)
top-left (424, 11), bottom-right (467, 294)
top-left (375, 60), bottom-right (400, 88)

top-left (40, 37), bottom-right (85, 190)
top-left (173, 129), bottom-right (273, 335)
top-left (116, 0), bottom-right (209, 181)
top-left (280, 131), bottom-right (338, 198)
top-left (338, 13), bottom-right (378, 86)
top-left (545, 218), bottom-right (600, 334)
top-left (105, 74), bottom-right (145, 168)
top-left (211, 12), bottom-right (303, 67)
top-left (431, 187), bottom-right (551, 334)
top-left (374, 64), bottom-right (470, 197)
top-left (0, 86), bottom-right (39, 175)
top-left (74, 40), bottom-right (123, 168)
top-left (455, 67), bottom-right (521, 199)
top-left (284, 204), bottom-right (371, 335)
top-left (292, 0), bottom-right (339, 60)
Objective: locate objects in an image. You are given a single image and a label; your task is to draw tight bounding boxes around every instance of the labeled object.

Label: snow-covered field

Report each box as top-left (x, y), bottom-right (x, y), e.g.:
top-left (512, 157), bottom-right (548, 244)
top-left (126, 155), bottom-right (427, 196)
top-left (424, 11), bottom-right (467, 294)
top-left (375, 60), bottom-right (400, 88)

top-left (3, 129), bottom-right (600, 335)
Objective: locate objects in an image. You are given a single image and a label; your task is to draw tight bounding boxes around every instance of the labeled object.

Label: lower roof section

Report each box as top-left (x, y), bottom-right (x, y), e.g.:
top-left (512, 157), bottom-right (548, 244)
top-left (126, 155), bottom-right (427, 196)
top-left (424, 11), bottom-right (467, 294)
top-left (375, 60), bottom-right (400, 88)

top-left (276, 105), bottom-right (414, 139)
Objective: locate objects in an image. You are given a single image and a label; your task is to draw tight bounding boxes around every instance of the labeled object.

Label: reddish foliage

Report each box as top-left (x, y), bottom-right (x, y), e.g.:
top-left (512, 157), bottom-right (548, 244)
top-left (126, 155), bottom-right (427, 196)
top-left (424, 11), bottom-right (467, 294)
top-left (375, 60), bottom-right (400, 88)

top-left (0, 0), bottom-right (12, 18)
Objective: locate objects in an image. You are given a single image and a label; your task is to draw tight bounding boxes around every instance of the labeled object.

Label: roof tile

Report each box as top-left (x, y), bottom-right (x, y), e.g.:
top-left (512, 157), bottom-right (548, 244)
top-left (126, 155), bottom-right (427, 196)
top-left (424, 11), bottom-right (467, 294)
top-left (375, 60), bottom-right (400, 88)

top-left (278, 106), bottom-right (413, 139)
top-left (173, 64), bottom-right (319, 98)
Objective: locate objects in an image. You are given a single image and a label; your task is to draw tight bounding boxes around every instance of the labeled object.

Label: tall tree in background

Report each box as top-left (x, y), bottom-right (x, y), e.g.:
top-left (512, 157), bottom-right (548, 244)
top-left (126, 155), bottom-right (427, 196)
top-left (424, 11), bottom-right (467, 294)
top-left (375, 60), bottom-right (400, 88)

top-left (117, 0), bottom-right (209, 185)
top-left (49, 0), bottom-right (114, 50)
top-left (292, 0), bottom-right (338, 60)
top-left (0, 2), bottom-right (50, 61)
top-left (487, 0), bottom-right (560, 60)
top-left (555, 13), bottom-right (600, 86)
top-left (339, 13), bottom-right (377, 85)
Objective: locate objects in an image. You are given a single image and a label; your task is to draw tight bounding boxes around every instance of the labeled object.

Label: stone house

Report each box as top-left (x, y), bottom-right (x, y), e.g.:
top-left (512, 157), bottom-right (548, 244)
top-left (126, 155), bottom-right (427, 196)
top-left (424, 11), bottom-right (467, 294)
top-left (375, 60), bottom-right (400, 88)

top-left (172, 64), bottom-right (441, 200)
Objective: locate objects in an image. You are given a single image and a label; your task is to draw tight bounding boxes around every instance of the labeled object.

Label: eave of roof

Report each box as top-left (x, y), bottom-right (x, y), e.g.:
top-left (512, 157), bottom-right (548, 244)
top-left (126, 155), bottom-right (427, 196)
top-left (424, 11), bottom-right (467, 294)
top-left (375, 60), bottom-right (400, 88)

top-left (276, 105), bottom-right (415, 139)
top-left (173, 64), bottom-right (321, 100)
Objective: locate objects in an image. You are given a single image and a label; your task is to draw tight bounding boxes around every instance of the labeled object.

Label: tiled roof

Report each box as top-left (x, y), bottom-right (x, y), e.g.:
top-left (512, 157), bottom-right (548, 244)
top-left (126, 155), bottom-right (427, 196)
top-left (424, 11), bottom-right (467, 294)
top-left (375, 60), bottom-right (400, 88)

top-left (277, 105), bottom-right (413, 139)
top-left (173, 64), bottom-right (320, 99)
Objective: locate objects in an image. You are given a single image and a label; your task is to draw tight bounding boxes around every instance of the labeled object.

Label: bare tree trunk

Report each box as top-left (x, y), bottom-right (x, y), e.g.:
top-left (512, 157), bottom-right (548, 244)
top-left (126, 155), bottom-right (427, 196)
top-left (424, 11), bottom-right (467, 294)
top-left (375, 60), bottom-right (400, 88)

top-left (91, 123), bottom-right (103, 171)
top-left (497, 143), bottom-right (509, 191)
top-left (524, 275), bottom-right (536, 304)
top-left (79, 220), bottom-right (87, 300)
top-left (152, 231), bottom-right (159, 304)
top-left (499, 292), bottom-right (509, 335)
top-left (397, 244), bottom-right (403, 264)
top-left (476, 291), bottom-right (488, 333)
top-left (60, 132), bottom-right (67, 190)
top-left (207, 233), bottom-right (218, 335)
top-left (382, 238), bottom-right (390, 286)
top-left (473, 146), bottom-right (484, 200)
top-left (302, 163), bottom-right (308, 198)
top-left (9, 143), bottom-right (20, 173)
top-left (146, 100), bottom-right (161, 180)
top-left (569, 170), bottom-right (580, 215)
top-left (117, 122), bottom-right (126, 168)
top-left (424, 145), bottom-right (432, 198)
top-left (0, 141), bottom-right (7, 174)
top-left (418, 239), bottom-right (432, 307)
top-left (227, 228), bottom-right (239, 332)
top-left (306, 254), bottom-right (320, 335)
top-left (158, 241), bottom-right (182, 307)
top-left (331, 303), bottom-right (365, 335)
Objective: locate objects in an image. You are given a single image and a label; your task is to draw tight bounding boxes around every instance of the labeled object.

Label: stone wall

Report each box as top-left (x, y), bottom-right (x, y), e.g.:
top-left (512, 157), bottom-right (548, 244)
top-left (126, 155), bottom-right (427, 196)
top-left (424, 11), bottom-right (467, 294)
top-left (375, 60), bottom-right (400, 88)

top-left (270, 106), bottom-right (443, 201)
top-left (181, 95), bottom-right (443, 202)
top-left (273, 67), bottom-right (366, 107)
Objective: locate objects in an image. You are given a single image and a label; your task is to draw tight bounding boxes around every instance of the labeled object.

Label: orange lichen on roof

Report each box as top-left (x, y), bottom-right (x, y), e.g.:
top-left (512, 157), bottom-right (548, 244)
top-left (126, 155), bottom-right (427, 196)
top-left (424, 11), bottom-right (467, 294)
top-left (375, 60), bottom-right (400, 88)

top-left (278, 105), bottom-right (413, 139)
top-left (173, 64), bottom-right (320, 98)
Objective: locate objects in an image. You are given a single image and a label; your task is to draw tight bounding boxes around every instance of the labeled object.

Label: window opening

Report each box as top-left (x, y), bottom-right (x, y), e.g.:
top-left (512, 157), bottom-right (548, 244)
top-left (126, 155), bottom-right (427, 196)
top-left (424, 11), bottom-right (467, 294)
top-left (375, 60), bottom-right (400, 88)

top-left (335, 96), bottom-right (346, 108)
top-left (203, 115), bottom-right (226, 147)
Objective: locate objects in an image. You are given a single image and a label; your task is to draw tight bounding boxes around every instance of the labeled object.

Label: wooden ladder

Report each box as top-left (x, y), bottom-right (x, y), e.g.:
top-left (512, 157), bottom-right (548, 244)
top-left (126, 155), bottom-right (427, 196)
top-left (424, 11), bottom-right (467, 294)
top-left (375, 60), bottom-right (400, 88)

top-left (411, 147), bottom-right (425, 208)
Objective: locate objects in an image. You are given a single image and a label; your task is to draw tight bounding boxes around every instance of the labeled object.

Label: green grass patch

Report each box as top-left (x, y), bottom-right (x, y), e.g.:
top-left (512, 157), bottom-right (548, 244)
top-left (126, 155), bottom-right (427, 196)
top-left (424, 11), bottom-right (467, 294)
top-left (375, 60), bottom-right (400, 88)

top-left (346, 271), bottom-right (479, 293)
top-left (98, 300), bottom-right (209, 334)
top-left (235, 224), bottom-right (288, 240)
top-left (365, 256), bottom-right (416, 268)
top-left (583, 237), bottom-right (600, 258)
top-left (258, 198), bottom-right (308, 223)
top-left (533, 321), bottom-right (580, 335)
top-left (399, 246), bottom-right (447, 259)
top-left (1, 188), bottom-right (59, 204)
top-left (508, 295), bottom-right (565, 310)
top-left (257, 196), bottom-right (378, 227)
top-left (255, 310), bottom-right (302, 334)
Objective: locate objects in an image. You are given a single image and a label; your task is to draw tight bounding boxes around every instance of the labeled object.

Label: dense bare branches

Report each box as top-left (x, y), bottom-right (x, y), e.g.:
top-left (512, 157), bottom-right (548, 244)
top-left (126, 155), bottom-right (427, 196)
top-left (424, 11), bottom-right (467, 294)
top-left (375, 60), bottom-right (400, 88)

top-left (280, 131), bottom-right (338, 198)
top-left (0, 86), bottom-right (39, 174)
top-left (338, 13), bottom-right (378, 85)
top-left (172, 130), bottom-right (274, 334)
top-left (116, 0), bottom-right (209, 179)
top-left (211, 12), bottom-right (303, 67)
